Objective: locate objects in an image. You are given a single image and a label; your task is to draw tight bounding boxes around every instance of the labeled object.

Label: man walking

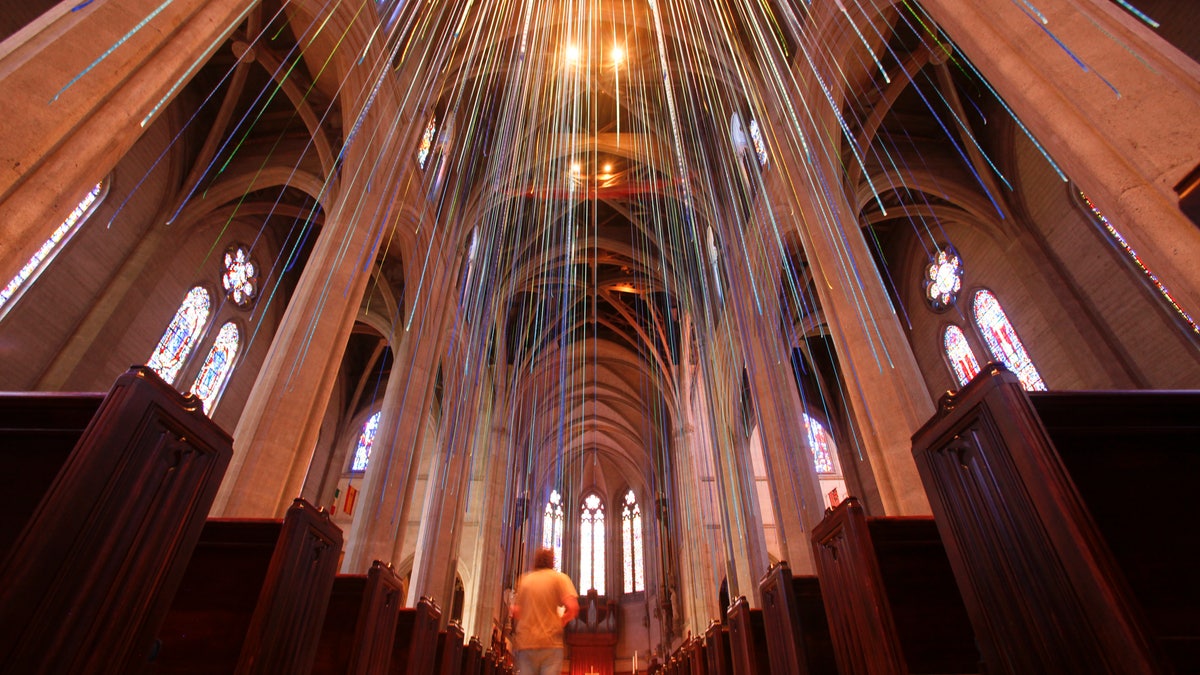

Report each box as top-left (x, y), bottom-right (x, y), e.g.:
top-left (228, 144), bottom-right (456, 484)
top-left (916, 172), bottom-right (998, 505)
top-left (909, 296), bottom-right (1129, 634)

top-left (510, 547), bottom-right (579, 675)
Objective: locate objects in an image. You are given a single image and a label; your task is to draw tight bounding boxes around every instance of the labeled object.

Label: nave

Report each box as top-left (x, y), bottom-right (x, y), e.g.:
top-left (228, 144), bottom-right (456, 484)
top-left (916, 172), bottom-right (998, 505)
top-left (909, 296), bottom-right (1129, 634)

top-left (2, 0), bottom-right (1200, 672)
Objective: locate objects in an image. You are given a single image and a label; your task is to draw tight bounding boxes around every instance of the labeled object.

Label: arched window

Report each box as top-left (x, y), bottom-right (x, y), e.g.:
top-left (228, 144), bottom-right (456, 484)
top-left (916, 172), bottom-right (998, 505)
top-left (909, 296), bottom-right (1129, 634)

top-left (1079, 192), bottom-right (1198, 336)
top-left (148, 286), bottom-right (212, 385)
top-left (621, 489), bottom-right (644, 593)
top-left (1, 181), bottom-right (106, 318)
top-left (730, 113), bottom-right (748, 157)
top-left (543, 489), bottom-right (564, 571)
top-left (748, 118), bottom-right (769, 168)
top-left (351, 411), bottom-right (382, 472)
top-left (972, 289), bottom-right (1046, 391)
top-left (943, 324), bottom-right (981, 387)
top-left (801, 413), bottom-right (838, 475)
top-left (580, 492), bottom-right (606, 594)
top-left (190, 322), bottom-right (240, 414)
top-left (417, 117), bottom-right (438, 170)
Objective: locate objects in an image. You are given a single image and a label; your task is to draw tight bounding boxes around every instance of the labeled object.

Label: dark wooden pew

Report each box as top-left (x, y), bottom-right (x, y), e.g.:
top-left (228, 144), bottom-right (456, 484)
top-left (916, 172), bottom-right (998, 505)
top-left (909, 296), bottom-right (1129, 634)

top-left (393, 596), bottom-right (444, 675)
top-left (912, 364), bottom-right (1200, 674)
top-left (435, 621), bottom-right (466, 675)
top-left (0, 390), bottom-right (103, 556)
top-left (758, 562), bottom-right (836, 674)
top-left (313, 560), bottom-right (406, 675)
top-left (150, 498), bottom-right (342, 674)
top-left (726, 596), bottom-right (769, 675)
top-left (462, 636), bottom-right (483, 675)
top-left (0, 366), bottom-right (232, 674)
top-left (811, 498), bottom-right (980, 675)
top-left (704, 621), bottom-right (732, 675)
top-left (686, 635), bottom-right (706, 675)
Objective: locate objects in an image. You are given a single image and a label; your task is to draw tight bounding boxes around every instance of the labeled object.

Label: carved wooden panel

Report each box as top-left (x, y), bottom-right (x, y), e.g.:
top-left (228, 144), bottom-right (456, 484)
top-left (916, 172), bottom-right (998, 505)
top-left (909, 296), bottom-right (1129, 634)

top-left (0, 367), bottom-right (231, 674)
top-left (911, 365), bottom-right (1179, 673)
top-left (350, 561), bottom-right (405, 675)
top-left (437, 622), bottom-right (466, 675)
top-left (725, 597), bottom-right (767, 675)
top-left (235, 498), bottom-right (342, 674)
top-left (462, 637), bottom-right (483, 675)
top-left (811, 499), bottom-right (906, 675)
top-left (703, 622), bottom-right (732, 675)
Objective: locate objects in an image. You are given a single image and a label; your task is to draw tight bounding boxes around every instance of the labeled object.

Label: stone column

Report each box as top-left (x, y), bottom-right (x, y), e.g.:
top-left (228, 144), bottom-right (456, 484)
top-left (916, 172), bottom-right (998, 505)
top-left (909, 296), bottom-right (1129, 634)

top-left (211, 110), bottom-right (413, 516)
top-left (0, 0), bottom-right (257, 287)
top-left (920, 0), bottom-right (1200, 321)
top-left (469, 415), bottom-right (514, 642)
top-left (340, 252), bottom-right (458, 571)
top-left (406, 349), bottom-right (492, 611)
top-left (719, 231), bottom-right (822, 573)
top-left (751, 4), bottom-right (936, 517)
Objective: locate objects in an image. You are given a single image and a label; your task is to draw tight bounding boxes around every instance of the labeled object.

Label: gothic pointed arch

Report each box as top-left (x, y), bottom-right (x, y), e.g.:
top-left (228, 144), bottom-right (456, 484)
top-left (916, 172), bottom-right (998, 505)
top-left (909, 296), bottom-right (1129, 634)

top-left (190, 321), bottom-right (241, 414)
top-left (972, 289), bottom-right (1046, 391)
top-left (147, 286), bottom-right (212, 385)
top-left (579, 490), bottom-right (606, 595)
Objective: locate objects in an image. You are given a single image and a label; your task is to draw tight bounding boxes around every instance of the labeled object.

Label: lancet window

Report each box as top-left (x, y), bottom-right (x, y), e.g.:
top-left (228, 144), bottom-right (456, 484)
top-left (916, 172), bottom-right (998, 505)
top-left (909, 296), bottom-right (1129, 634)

top-left (579, 492), bottom-right (605, 594)
top-left (621, 489), bottom-right (644, 593)
top-left (148, 286), bottom-right (212, 385)
top-left (972, 289), bottom-right (1046, 391)
top-left (190, 321), bottom-right (240, 414)
top-left (943, 324), bottom-right (982, 387)
top-left (351, 411), bottom-right (382, 472)
top-left (543, 489), bottom-right (564, 571)
top-left (1, 181), bottom-right (105, 317)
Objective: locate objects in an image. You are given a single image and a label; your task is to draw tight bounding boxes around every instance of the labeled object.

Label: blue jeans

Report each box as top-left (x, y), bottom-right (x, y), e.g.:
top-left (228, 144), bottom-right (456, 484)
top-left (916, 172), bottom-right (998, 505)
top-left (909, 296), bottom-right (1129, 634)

top-left (515, 647), bottom-right (564, 675)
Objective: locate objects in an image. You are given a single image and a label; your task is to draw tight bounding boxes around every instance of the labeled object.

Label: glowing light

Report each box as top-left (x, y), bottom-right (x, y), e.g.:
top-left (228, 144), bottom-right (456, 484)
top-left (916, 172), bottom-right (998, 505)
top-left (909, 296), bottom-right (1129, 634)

top-left (611, 45), bottom-right (624, 64)
top-left (564, 44), bottom-right (581, 65)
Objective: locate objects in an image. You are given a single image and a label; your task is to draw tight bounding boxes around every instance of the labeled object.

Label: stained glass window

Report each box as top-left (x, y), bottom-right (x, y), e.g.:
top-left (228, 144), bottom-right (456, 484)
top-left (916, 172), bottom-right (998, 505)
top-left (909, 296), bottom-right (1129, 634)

top-left (148, 286), bottom-right (212, 385)
top-left (543, 490), bottom-right (564, 571)
top-left (417, 117), bottom-right (437, 170)
top-left (1080, 192), bottom-right (1198, 336)
top-left (802, 414), bottom-right (837, 475)
top-left (972, 289), bottom-right (1047, 391)
top-left (190, 322), bottom-right (240, 414)
top-left (222, 246), bottom-right (258, 307)
top-left (943, 324), bottom-right (981, 387)
top-left (749, 119), bottom-right (768, 167)
top-left (621, 489), bottom-right (644, 593)
top-left (351, 411), bottom-right (382, 472)
top-left (1, 182), bottom-right (104, 316)
top-left (924, 247), bottom-right (963, 310)
top-left (580, 492), bottom-right (605, 595)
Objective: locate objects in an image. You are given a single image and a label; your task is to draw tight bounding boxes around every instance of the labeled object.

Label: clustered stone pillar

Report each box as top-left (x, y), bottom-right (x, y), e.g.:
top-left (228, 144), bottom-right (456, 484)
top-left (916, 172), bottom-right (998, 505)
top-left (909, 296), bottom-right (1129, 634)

top-left (919, 0), bottom-right (1200, 323)
top-left (0, 0), bottom-right (258, 288)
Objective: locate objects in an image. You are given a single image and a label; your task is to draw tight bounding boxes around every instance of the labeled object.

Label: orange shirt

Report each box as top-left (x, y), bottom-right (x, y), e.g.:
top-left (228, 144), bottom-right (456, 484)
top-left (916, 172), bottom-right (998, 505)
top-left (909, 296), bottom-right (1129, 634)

top-left (512, 568), bottom-right (578, 650)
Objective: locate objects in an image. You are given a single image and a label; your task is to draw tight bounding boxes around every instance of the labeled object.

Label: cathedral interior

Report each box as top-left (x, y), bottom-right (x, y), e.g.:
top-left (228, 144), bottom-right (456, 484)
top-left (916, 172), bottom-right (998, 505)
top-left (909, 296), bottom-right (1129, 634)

top-left (1, 0), bottom-right (1199, 672)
